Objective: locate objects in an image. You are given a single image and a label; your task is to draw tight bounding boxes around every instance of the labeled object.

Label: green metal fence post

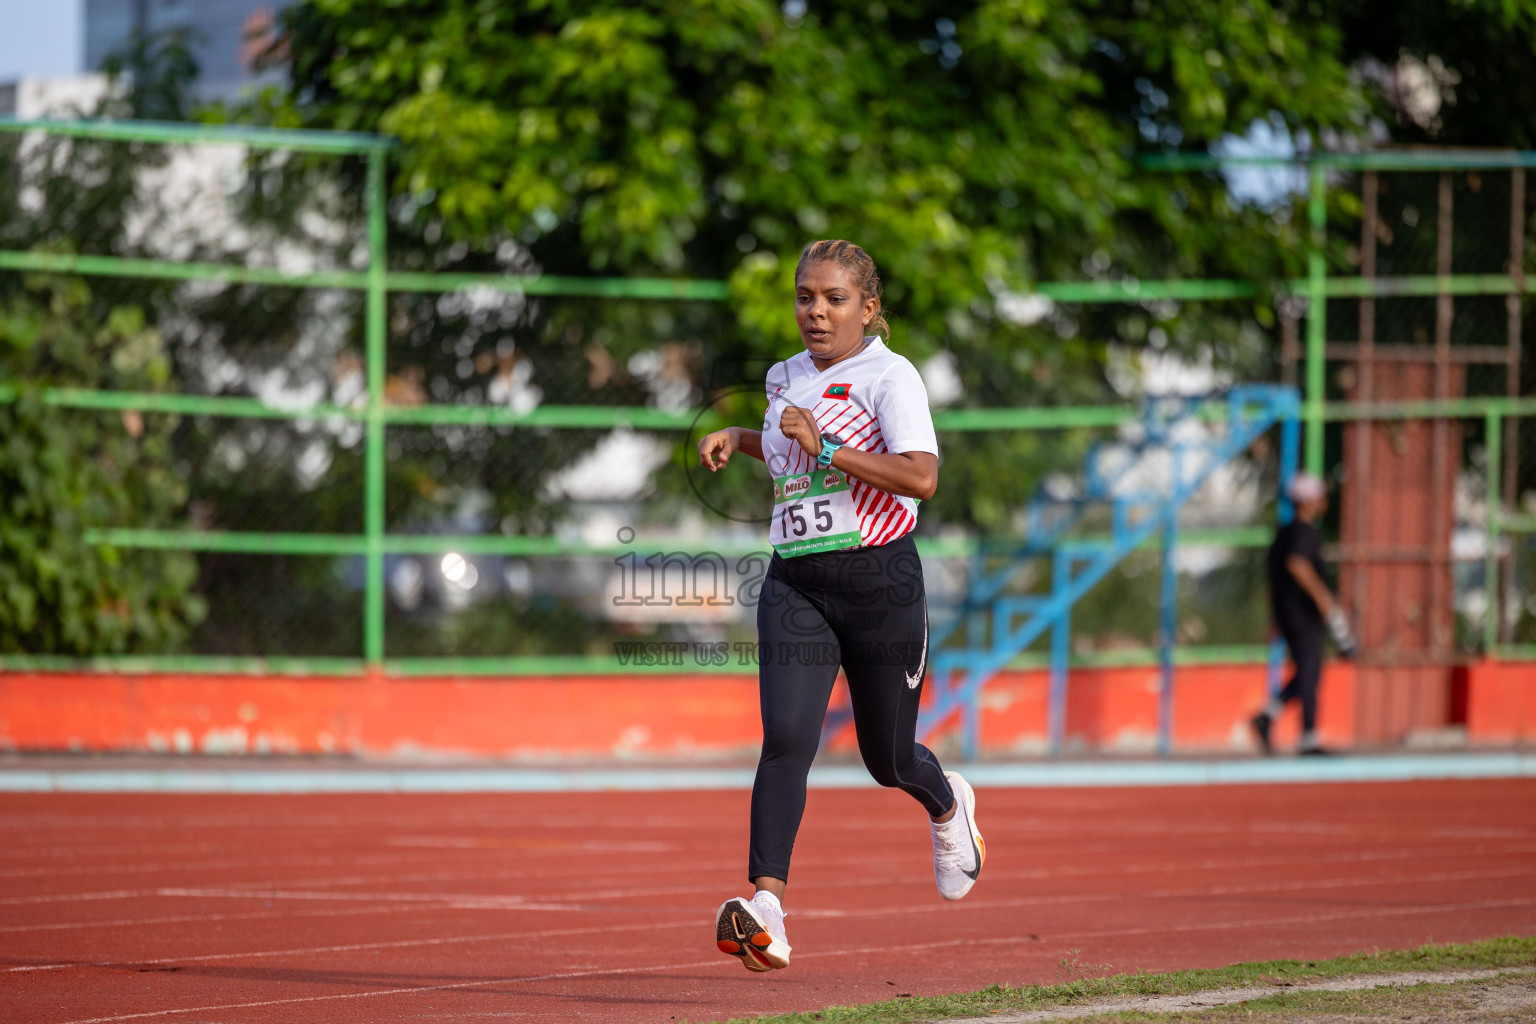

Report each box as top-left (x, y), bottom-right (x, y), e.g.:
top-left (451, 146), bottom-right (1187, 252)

top-left (1484, 410), bottom-right (1502, 655)
top-left (364, 150), bottom-right (388, 666)
top-left (8, 120), bottom-right (1536, 680)
top-left (1306, 163), bottom-right (1327, 476)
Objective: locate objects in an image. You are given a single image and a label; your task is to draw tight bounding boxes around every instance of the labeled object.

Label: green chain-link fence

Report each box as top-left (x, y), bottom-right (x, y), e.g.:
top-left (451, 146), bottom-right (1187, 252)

top-left (1, 119), bottom-right (1533, 675)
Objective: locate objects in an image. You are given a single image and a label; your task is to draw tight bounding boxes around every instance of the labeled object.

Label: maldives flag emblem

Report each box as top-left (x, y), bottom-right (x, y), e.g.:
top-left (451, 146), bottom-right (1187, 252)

top-left (822, 383), bottom-right (852, 400)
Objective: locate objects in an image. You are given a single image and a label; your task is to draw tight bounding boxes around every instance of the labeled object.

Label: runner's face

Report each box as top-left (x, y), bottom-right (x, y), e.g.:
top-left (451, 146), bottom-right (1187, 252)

top-left (795, 262), bottom-right (877, 369)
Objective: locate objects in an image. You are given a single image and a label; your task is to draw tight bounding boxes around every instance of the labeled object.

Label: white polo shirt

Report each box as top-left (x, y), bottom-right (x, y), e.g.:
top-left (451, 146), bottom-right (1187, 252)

top-left (760, 337), bottom-right (938, 549)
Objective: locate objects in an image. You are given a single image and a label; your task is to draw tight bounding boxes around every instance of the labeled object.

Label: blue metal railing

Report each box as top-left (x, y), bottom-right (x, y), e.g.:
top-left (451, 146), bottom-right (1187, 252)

top-left (822, 385), bottom-right (1301, 759)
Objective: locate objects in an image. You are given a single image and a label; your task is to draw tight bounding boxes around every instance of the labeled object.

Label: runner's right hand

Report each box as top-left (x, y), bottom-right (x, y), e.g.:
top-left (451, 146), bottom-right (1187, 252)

top-left (698, 428), bottom-right (736, 471)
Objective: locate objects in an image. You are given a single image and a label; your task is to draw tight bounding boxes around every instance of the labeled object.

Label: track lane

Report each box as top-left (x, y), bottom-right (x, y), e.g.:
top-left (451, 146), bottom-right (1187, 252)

top-left (2, 780), bottom-right (1533, 1023)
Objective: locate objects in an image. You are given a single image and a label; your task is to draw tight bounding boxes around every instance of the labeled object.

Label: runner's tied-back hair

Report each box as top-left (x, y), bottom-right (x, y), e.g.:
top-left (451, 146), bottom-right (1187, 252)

top-left (797, 240), bottom-right (890, 339)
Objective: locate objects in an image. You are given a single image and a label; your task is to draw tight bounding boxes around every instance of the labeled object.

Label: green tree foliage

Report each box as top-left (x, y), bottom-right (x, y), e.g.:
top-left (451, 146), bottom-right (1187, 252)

top-left (9, 4), bottom-right (1530, 658)
top-left (251, 0), bottom-right (1380, 530)
top-left (270, 0), bottom-right (1362, 298)
top-left (0, 37), bottom-right (210, 657)
top-left (0, 33), bottom-right (209, 654)
top-left (0, 276), bottom-right (204, 653)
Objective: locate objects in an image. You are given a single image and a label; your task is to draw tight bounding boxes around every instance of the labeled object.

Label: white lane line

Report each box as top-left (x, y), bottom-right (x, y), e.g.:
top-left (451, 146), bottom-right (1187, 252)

top-left (0, 883), bottom-right (634, 911)
top-left (142, 865), bottom-right (1536, 914)
top-left (43, 895), bottom-right (1536, 1024)
top-left (10, 866), bottom-right (1529, 975)
top-left (89, 855), bottom-right (742, 895)
top-left (9, 834), bottom-right (1531, 903)
top-left (544, 862), bottom-right (1536, 918)
top-left (383, 837), bottom-right (677, 851)
top-left (6, 843), bottom-right (1478, 934)
top-left (49, 955), bottom-right (737, 1024)
top-left (0, 904), bottom-right (418, 935)
top-left (8, 859), bottom-right (1524, 918)
top-left (795, 896), bottom-right (1536, 962)
top-left (1051, 895), bottom-right (1536, 946)
top-left (4, 917), bottom-right (704, 974)
top-left (792, 866), bottom-right (1536, 921)
top-left (146, 885), bottom-right (723, 912)
top-left (0, 855), bottom-right (745, 907)
top-left (503, 862), bottom-right (1536, 907)
top-left (0, 889), bottom-right (168, 906)
top-left (156, 887), bottom-right (525, 904)
top-left (0, 852), bottom-right (432, 880)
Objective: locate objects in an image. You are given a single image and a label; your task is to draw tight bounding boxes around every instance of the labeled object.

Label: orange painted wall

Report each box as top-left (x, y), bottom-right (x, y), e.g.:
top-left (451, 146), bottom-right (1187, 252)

top-left (959, 663), bottom-right (1357, 754)
top-left (1466, 661), bottom-right (1536, 745)
top-left (0, 672), bottom-right (763, 760)
top-left (0, 660), bottom-right (1526, 759)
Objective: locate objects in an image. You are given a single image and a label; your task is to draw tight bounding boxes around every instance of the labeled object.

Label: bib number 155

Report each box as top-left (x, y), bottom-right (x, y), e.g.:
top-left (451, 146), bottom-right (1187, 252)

top-left (781, 499), bottom-right (834, 537)
top-left (771, 472), bottom-right (861, 557)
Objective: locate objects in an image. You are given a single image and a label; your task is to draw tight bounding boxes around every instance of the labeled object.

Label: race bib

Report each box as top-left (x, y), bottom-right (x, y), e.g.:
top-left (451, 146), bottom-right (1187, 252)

top-left (771, 470), bottom-right (861, 557)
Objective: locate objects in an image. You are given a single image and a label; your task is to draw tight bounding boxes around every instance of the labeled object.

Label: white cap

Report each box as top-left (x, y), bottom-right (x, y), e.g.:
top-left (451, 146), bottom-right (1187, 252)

top-left (1286, 472), bottom-right (1326, 504)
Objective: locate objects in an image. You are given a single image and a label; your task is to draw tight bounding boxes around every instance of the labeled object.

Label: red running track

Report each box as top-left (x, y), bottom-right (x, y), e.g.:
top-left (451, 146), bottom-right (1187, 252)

top-left (2, 780), bottom-right (1535, 1023)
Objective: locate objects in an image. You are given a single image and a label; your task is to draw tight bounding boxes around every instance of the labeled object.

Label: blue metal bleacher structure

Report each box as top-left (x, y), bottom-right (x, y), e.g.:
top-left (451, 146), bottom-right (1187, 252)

top-left (821, 384), bottom-right (1301, 760)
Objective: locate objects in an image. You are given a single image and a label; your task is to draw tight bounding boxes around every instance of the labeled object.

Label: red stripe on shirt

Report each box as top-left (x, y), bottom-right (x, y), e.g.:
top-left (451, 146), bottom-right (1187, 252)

top-left (783, 442), bottom-right (805, 476)
top-left (856, 483), bottom-right (886, 518)
top-left (852, 419), bottom-right (885, 447)
top-left (867, 504), bottom-right (898, 545)
top-left (872, 503), bottom-right (903, 543)
top-left (852, 430), bottom-right (884, 452)
top-left (823, 404), bottom-right (863, 436)
top-left (873, 506), bottom-right (914, 546)
top-left (830, 409), bottom-right (871, 439)
top-left (795, 445), bottom-right (814, 475)
top-left (853, 481), bottom-right (885, 516)
top-left (860, 493), bottom-right (895, 532)
top-left (843, 417), bottom-right (881, 447)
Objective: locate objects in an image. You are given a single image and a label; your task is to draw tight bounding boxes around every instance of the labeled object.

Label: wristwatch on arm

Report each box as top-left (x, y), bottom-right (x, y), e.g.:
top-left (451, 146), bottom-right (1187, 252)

top-left (816, 431), bottom-right (845, 468)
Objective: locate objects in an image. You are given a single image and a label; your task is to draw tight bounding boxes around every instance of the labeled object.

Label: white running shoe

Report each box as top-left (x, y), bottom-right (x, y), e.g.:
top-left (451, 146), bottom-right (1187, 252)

top-left (932, 770), bottom-right (986, 900)
top-left (714, 893), bottom-right (791, 971)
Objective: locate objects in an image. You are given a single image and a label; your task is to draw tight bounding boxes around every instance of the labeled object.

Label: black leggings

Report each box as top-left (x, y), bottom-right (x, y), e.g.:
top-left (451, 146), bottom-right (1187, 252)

top-left (1277, 619), bottom-right (1324, 733)
top-left (749, 534), bottom-right (954, 882)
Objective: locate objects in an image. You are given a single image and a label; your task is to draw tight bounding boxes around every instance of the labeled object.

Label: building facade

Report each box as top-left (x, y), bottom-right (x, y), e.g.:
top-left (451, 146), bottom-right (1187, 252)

top-left (84, 0), bottom-right (289, 100)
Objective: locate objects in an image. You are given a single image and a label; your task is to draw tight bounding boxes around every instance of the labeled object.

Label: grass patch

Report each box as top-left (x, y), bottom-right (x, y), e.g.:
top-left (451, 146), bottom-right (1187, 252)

top-left (708, 935), bottom-right (1536, 1024)
top-left (1066, 969), bottom-right (1536, 1022)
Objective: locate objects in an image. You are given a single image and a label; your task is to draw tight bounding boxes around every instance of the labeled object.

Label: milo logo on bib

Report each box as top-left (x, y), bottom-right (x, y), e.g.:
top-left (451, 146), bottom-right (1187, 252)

top-left (782, 475), bottom-right (812, 499)
top-left (770, 470), bottom-right (861, 558)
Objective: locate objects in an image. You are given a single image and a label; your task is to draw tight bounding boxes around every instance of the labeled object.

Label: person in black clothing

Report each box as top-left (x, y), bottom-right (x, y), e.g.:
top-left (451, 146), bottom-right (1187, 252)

top-left (1251, 473), bottom-right (1356, 756)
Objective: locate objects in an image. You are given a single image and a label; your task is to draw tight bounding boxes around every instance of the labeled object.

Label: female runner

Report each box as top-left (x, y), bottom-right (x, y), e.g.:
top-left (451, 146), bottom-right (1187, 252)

top-left (697, 239), bottom-right (985, 972)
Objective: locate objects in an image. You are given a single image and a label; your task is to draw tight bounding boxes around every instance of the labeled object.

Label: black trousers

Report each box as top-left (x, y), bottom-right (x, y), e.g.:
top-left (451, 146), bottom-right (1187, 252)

top-left (748, 534), bottom-right (953, 882)
top-left (1277, 618), bottom-right (1324, 733)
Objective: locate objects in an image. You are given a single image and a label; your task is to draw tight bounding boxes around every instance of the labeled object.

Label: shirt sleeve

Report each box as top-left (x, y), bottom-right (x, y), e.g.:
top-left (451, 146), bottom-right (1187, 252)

top-left (1295, 524), bottom-right (1322, 564)
top-left (764, 360), bottom-right (788, 403)
top-left (872, 358), bottom-right (939, 455)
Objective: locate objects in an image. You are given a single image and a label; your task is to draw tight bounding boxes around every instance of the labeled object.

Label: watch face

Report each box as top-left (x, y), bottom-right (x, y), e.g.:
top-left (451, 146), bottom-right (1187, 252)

top-left (821, 432), bottom-right (844, 445)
